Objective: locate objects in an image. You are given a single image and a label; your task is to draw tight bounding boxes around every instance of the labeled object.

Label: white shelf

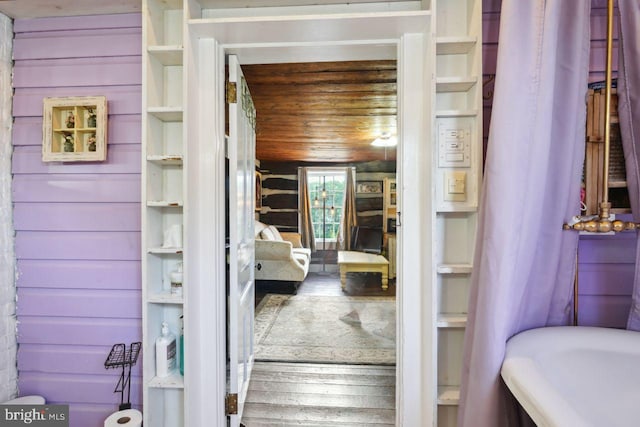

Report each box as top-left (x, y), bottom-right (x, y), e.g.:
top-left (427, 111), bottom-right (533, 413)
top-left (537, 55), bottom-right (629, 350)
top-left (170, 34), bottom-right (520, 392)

top-left (436, 109), bottom-right (478, 118)
top-left (147, 107), bottom-right (183, 122)
top-left (436, 77), bottom-right (477, 93)
top-left (437, 264), bottom-right (472, 274)
top-left (437, 314), bottom-right (467, 328)
top-left (148, 247), bottom-right (183, 254)
top-left (148, 45), bottom-right (184, 66)
top-left (147, 154), bottom-right (184, 166)
top-left (147, 292), bottom-right (184, 305)
top-left (147, 200), bottom-right (184, 208)
top-left (436, 37), bottom-right (477, 55)
top-left (437, 386), bottom-right (460, 406)
top-left (148, 372), bottom-right (184, 389)
top-left (436, 205), bottom-right (479, 213)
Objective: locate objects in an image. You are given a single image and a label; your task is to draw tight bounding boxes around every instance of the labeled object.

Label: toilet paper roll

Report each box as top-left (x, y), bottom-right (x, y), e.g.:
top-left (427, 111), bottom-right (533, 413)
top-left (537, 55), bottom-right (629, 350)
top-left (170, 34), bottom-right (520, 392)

top-left (104, 409), bottom-right (142, 427)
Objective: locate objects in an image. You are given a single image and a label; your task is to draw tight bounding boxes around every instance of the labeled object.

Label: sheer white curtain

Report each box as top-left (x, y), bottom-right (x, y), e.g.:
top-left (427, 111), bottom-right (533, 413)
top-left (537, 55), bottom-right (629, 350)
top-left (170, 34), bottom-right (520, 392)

top-left (619, 1), bottom-right (640, 331)
top-left (458, 1), bottom-right (591, 425)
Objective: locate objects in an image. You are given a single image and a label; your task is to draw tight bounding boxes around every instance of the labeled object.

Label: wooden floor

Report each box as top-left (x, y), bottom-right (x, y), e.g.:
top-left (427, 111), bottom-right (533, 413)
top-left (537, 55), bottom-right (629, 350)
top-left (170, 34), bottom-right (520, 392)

top-left (256, 269), bottom-right (397, 306)
top-left (245, 271), bottom-right (397, 426)
top-left (242, 362), bottom-right (396, 426)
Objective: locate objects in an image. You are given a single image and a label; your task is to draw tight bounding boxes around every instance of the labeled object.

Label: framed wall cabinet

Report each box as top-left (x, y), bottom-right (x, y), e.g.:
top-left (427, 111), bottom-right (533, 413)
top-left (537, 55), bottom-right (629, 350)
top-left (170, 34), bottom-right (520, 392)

top-left (42, 96), bottom-right (107, 162)
top-left (583, 86), bottom-right (629, 215)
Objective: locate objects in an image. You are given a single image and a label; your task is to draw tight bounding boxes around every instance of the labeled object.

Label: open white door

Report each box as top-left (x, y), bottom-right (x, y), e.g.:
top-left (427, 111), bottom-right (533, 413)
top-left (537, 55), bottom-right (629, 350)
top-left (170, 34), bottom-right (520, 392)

top-left (227, 54), bottom-right (256, 426)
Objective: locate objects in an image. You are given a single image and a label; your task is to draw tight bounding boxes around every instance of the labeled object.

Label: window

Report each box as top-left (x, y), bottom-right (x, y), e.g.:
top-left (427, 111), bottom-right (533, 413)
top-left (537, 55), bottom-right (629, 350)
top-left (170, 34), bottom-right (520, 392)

top-left (583, 84), bottom-right (630, 215)
top-left (307, 169), bottom-right (347, 245)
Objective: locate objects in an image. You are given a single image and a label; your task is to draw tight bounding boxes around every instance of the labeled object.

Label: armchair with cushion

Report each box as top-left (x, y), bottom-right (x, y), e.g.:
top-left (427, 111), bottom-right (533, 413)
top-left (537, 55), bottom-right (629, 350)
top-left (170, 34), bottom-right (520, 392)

top-left (254, 220), bottom-right (311, 282)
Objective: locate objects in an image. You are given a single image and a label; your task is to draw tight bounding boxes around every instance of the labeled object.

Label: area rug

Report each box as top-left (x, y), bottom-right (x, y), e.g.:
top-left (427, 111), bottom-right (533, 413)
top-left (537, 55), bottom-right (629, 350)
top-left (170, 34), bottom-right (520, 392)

top-left (254, 294), bottom-right (396, 365)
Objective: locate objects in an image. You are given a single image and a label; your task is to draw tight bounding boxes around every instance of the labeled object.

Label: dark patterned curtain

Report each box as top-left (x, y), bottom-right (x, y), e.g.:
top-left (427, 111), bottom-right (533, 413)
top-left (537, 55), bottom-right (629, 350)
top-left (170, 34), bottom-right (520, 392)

top-left (298, 167), bottom-right (315, 251)
top-left (337, 167), bottom-right (357, 250)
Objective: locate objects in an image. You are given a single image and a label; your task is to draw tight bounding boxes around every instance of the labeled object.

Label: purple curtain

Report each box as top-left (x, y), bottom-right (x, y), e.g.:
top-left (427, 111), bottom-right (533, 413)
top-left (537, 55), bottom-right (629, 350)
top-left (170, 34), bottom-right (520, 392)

top-left (619, 1), bottom-right (640, 330)
top-left (457, 1), bottom-right (591, 426)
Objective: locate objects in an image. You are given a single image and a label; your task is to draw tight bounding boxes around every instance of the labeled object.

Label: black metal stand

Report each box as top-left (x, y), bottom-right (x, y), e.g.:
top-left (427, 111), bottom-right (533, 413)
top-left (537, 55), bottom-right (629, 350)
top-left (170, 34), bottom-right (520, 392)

top-left (104, 342), bottom-right (141, 411)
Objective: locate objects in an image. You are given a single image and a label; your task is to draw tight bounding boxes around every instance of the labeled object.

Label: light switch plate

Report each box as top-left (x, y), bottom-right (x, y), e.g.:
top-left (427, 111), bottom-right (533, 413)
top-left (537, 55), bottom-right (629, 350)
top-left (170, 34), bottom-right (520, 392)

top-left (444, 170), bottom-right (466, 201)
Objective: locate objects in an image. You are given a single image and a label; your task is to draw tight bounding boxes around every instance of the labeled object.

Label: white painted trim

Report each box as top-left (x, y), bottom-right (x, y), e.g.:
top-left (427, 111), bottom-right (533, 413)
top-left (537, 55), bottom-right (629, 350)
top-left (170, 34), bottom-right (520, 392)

top-left (186, 12), bottom-right (433, 426)
top-left (0, 13), bottom-right (17, 403)
top-left (202, 1), bottom-right (421, 18)
top-left (189, 11), bottom-right (430, 42)
top-left (396, 33), bottom-right (435, 427)
top-left (184, 37), bottom-right (228, 427)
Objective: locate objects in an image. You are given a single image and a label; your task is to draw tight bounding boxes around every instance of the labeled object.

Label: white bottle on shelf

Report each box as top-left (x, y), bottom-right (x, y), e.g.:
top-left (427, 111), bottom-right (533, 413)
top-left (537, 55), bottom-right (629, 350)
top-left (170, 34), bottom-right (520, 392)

top-left (155, 322), bottom-right (177, 378)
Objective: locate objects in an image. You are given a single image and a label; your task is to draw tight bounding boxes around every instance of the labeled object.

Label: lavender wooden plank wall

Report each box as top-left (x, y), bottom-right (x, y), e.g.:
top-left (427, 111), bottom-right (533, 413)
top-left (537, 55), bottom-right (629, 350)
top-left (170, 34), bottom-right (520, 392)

top-left (11, 13), bottom-right (142, 427)
top-left (482, 0), bottom-right (635, 328)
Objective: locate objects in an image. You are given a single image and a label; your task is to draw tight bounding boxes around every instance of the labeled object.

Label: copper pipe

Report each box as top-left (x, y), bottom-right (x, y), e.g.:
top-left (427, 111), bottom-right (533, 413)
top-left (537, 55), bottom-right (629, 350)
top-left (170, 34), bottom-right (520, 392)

top-left (563, 0), bottom-right (640, 233)
top-left (599, 0), bottom-right (614, 220)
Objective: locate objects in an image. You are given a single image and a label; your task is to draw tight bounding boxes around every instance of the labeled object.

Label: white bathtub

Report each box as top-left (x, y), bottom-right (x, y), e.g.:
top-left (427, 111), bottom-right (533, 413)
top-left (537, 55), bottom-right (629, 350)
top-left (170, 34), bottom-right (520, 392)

top-left (501, 326), bottom-right (640, 427)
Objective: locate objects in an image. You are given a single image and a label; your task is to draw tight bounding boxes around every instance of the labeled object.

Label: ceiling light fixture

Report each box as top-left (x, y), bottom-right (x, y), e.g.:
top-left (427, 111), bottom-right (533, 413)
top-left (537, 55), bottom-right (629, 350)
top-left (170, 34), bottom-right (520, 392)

top-left (371, 132), bottom-right (397, 147)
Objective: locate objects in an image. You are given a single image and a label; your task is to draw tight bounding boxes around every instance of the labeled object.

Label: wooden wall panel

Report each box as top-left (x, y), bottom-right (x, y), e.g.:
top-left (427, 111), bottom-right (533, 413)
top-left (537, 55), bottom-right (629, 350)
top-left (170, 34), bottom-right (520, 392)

top-left (13, 86), bottom-right (141, 117)
top-left (12, 145), bottom-right (141, 174)
top-left (13, 175), bottom-right (141, 202)
top-left (577, 232), bottom-right (636, 328)
top-left (17, 260), bottom-right (140, 290)
top-left (13, 29), bottom-right (141, 60)
top-left (261, 193), bottom-right (298, 210)
top-left (258, 160), bottom-right (395, 265)
top-left (13, 13), bottom-right (141, 33)
top-left (18, 372), bottom-right (141, 405)
top-left (13, 203), bottom-right (140, 232)
top-left (15, 231), bottom-right (141, 261)
top-left (356, 196), bottom-right (383, 211)
top-left (13, 57), bottom-right (141, 88)
top-left (17, 289), bottom-right (141, 318)
top-left (17, 317), bottom-right (141, 346)
top-left (262, 176), bottom-right (298, 191)
top-left (260, 211), bottom-right (299, 228)
top-left (579, 296), bottom-right (633, 328)
top-left (11, 13), bottom-right (142, 426)
top-left (357, 215), bottom-right (384, 228)
top-left (18, 344), bottom-right (141, 376)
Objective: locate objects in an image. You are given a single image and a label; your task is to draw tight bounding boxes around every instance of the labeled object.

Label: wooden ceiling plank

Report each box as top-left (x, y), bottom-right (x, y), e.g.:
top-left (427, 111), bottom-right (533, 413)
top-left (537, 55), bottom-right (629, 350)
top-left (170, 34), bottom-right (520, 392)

top-left (243, 70), bottom-right (397, 85)
top-left (247, 82), bottom-right (397, 95)
top-left (244, 59), bottom-right (398, 162)
top-left (242, 60), bottom-right (396, 76)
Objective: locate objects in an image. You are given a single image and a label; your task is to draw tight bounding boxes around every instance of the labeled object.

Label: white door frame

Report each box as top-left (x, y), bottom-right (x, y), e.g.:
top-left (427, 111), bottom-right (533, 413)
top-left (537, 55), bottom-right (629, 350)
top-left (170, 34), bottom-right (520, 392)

top-left (184, 15), bottom-right (434, 427)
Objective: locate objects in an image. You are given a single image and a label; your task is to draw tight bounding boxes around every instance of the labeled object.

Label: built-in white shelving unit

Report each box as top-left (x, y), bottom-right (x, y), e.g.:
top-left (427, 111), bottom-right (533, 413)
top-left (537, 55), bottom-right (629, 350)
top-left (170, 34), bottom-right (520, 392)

top-left (142, 0), bottom-right (186, 425)
top-left (432, 0), bottom-right (483, 425)
top-left (140, 0), bottom-right (481, 425)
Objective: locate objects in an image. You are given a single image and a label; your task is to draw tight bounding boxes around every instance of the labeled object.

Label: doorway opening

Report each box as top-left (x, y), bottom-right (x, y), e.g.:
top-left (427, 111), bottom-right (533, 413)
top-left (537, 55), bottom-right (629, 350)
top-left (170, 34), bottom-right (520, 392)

top-left (187, 22), bottom-right (431, 427)
top-left (240, 59), bottom-right (398, 425)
